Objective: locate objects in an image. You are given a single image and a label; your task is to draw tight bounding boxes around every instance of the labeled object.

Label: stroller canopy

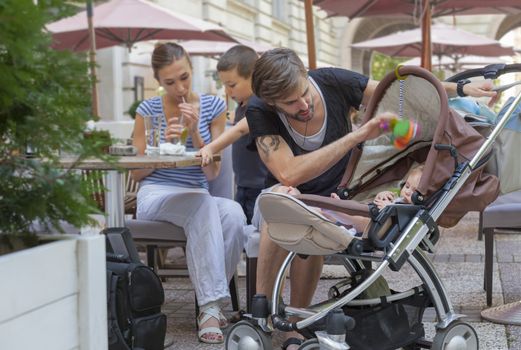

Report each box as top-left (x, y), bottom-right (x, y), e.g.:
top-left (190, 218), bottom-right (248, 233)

top-left (340, 66), bottom-right (499, 227)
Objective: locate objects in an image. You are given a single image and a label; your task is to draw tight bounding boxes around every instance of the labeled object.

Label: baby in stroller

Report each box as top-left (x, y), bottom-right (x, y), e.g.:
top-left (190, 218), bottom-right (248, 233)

top-left (372, 165), bottom-right (424, 209)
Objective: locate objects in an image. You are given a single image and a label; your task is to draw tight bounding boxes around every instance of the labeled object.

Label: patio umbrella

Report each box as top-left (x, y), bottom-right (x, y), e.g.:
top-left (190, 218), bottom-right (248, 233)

top-left (351, 24), bottom-right (516, 58)
top-left (47, 0), bottom-right (236, 117)
top-left (313, 0), bottom-right (521, 18)
top-left (305, 0), bottom-right (521, 70)
top-left (403, 55), bottom-right (507, 72)
top-left (46, 0), bottom-right (237, 52)
top-left (178, 38), bottom-right (273, 57)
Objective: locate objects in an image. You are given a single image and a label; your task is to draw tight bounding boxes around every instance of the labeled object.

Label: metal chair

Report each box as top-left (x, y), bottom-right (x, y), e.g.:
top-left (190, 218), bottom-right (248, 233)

top-left (82, 169), bottom-right (138, 216)
top-left (481, 189), bottom-right (521, 306)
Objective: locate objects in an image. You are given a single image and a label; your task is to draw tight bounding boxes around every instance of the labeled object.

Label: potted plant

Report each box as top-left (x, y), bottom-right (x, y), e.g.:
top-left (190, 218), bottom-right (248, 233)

top-left (127, 99), bottom-right (143, 120)
top-left (0, 1), bottom-right (112, 348)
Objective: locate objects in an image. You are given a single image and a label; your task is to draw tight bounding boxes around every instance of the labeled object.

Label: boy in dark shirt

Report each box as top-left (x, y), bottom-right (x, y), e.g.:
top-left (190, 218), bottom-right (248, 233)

top-left (200, 45), bottom-right (268, 224)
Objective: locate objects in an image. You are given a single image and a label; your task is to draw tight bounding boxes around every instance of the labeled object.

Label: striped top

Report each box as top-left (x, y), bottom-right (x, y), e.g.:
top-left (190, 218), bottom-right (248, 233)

top-left (137, 94), bottom-right (225, 189)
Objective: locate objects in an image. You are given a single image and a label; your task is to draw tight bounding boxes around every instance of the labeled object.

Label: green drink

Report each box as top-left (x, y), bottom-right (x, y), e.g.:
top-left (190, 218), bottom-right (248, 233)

top-left (180, 127), bottom-right (188, 145)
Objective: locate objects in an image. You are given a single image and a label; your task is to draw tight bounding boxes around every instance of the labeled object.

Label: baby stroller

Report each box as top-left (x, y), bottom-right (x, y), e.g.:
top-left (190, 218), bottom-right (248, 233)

top-left (225, 65), bottom-right (521, 350)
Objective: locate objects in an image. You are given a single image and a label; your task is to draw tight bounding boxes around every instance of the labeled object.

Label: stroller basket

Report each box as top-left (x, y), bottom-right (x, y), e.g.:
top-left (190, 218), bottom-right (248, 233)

top-left (343, 289), bottom-right (430, 350)
top-left (298, 287), bottom-right (430, 350)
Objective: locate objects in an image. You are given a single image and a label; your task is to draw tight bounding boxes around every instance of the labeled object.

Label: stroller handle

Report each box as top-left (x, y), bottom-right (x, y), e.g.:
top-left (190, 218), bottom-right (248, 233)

top-left (446, 63), bottom-right (521, 82)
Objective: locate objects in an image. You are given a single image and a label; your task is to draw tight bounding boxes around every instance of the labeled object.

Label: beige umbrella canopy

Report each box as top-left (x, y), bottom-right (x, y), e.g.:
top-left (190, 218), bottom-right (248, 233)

top-left (46, 0), bottom-right (236, 51)
top-left (305, 0), bottom-right (521, 70)
top-left (179, 38), bottom-right (273, 57)
top-left (47, 0), bottom-right (237, 117)
top-left (351, 24), bottom-right (516, 58)
top-left (313, 0), bottom-right (521, 18)
top-left (403, 55), bottom-right (508, 72)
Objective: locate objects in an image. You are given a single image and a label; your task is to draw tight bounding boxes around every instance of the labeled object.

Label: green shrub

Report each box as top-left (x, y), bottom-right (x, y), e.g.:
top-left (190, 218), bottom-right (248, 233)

top-left (0, 0), bottom-right (113, 236)
top-left (127, 100), bottom-right (142, 119)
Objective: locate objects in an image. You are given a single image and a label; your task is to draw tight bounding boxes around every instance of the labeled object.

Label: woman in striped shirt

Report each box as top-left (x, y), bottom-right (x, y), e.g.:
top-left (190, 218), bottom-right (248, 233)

top-left (131, 43), bottom-right (246, 344)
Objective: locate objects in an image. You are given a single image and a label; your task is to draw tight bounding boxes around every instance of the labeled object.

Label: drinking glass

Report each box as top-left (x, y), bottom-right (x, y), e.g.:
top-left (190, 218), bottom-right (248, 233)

top-left (143, 114), bottom-right (163, 155)
top-left (170, 114), bottom-right (188, 145)
top-left (178, 114), bottom-right (189, 145)
top-left (177, 97), bottom-right (189, 145)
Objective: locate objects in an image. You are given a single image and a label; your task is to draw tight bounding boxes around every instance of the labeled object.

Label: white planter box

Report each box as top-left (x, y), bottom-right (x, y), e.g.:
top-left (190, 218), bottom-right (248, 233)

top-left (0, 235), bottom-right (107, 350)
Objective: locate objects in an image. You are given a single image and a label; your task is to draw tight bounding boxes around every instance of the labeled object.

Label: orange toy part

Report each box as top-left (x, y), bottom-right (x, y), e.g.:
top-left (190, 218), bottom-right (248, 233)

top-left (380, 117), bottom-right (420, 149)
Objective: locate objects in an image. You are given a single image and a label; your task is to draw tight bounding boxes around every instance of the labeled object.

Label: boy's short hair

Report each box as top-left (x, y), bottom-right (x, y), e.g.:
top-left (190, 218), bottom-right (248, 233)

top-left (217, 45), bottom-right (258, 78)
top-left (252, 48), bottom-right (307, 104)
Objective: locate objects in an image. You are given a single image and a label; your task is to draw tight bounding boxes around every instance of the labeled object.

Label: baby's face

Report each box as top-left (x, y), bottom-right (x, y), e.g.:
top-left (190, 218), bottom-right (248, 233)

top-left (400, 171), bottom-right (422, 203)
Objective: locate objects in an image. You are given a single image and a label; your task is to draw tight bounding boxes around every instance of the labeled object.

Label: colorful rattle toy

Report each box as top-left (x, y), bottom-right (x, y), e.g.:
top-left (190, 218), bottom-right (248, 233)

top-left (379, 118), bottom-right (420, 149)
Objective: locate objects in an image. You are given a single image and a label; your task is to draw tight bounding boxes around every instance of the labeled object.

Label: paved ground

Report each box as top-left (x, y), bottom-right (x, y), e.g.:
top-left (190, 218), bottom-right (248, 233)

top-left (160, 212), bottom-right (521, 349)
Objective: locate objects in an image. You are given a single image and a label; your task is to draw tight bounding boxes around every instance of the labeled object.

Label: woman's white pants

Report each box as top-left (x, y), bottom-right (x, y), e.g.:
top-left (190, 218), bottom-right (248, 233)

top-left (137, 184), bottom-right (246, 306)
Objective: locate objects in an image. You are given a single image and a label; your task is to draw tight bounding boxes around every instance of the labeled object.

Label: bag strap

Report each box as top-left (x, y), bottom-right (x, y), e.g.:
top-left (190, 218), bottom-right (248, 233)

top-left (103, 227), bottom-right (141, 263)
top-left (107, 271), bottom-right (131, 350)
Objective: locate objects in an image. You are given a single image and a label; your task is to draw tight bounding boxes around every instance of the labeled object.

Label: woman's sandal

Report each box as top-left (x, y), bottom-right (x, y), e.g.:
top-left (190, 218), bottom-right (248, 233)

top-left (218, 310), bottom-right (229, 328)
top-left (197, 305), bottom-right (224, 344)
top-left (281, 337), bottom-right (303, 350)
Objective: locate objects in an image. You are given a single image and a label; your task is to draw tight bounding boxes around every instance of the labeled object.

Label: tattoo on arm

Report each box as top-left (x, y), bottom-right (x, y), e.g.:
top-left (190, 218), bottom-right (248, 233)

top-left (256, 136), bottom-right (281, 158)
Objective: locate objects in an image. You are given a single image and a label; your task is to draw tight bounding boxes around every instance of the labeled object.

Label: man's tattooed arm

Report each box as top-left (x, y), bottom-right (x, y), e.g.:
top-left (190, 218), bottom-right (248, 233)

top-left (256, 135), bottom-right (281, 158)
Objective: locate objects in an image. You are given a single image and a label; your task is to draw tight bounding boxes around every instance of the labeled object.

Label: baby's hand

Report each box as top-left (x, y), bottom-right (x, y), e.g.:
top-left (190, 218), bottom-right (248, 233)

top-left (374, 191), bottom-right (395, 209)
top-left (330, 193), bottom-right (340, 200)
top-left (199, 145), bottom-right (214, 167)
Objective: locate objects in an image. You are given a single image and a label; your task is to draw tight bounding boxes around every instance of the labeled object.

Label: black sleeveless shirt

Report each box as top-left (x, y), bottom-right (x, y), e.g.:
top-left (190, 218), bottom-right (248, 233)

top-left (246, 67), bottom-right (368, 196)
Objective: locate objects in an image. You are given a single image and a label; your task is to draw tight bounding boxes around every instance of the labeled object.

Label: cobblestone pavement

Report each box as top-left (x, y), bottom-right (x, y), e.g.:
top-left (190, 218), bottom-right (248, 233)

top-left (161, 212), bottom-right (521, 349)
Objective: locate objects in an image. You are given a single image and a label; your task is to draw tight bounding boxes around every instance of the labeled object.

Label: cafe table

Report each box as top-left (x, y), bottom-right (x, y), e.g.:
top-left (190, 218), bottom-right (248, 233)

top-left (59, 153), bottom-right (217, 228)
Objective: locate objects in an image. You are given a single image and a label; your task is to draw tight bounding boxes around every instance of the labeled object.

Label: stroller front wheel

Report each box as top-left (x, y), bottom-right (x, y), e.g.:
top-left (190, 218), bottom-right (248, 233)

top-left (298, 339), bottom-right (320, 349)
top-left (225, 320), bottom-right (273, 350)
top-left (431, 321), bottom-right (478, 350)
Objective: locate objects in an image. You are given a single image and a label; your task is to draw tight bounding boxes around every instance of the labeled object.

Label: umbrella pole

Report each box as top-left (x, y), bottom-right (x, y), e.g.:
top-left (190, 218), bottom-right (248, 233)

top-left (87, 0), bottom-right (99, 119)
top-left (420, 0), bottom-right (432, 71)
top-left (304, 0), bottom-right (317, 70)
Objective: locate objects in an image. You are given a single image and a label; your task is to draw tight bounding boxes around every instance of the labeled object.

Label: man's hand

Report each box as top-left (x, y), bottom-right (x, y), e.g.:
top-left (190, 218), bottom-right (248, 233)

top-left (351, 112), bottom-right (397, 144)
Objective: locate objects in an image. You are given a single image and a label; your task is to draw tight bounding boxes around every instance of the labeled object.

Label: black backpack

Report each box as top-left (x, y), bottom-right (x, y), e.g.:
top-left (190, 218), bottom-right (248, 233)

top-left (104, 228), bottom-right (167, 350)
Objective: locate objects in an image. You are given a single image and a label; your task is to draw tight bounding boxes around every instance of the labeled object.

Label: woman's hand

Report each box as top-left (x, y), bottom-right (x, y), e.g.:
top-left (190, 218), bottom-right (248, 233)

top-left (165, 116), bottom-right (184, 143)
top-left (179, 101), bottom-right (200, 132)
top-left (198, 145), bottom-right (214, 167)
top-left (374, 190), bottom-right (395, 209)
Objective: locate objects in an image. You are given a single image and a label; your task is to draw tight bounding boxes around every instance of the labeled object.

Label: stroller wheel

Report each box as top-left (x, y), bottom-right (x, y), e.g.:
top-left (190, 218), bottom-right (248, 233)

top-left (298, 339), bottom-right (320, 349)
top-left (225, 320), bottom-right (273, 350)
top-left (431, 321), bottom-right (478, 350)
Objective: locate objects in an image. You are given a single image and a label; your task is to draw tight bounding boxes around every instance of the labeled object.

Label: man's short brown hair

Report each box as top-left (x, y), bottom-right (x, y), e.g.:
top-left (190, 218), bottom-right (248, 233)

top-left (251, 48), bottom-right (307, 104)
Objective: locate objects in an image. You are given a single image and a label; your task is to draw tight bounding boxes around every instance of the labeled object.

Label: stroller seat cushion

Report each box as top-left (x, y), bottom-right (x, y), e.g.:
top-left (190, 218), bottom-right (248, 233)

top-left (258, 192), bottom-right (359, 255)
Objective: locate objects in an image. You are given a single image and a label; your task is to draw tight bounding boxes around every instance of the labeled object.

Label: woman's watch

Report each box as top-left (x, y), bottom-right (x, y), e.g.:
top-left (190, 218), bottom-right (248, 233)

top-left (457, 79), bottom-right (471, 97)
